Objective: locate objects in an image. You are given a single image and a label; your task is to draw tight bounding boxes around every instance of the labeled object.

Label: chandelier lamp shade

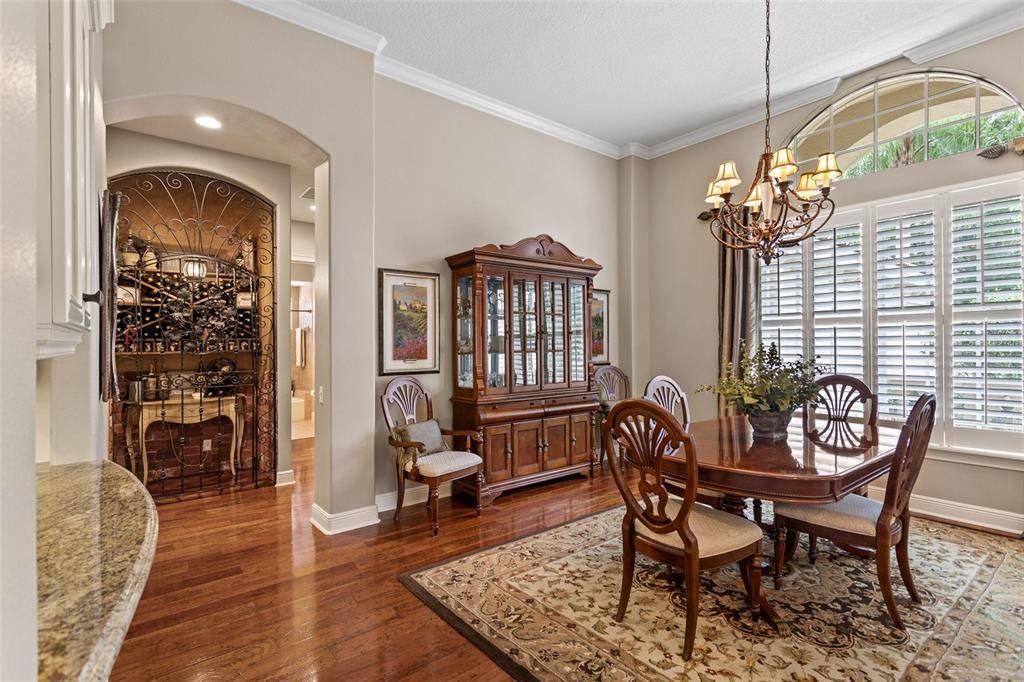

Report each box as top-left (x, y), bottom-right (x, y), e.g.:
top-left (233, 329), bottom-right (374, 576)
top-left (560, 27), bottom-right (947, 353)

top-left (704, 0), bottom-right (842, 266)
top-left (182, 257), bottom-right (208, 281)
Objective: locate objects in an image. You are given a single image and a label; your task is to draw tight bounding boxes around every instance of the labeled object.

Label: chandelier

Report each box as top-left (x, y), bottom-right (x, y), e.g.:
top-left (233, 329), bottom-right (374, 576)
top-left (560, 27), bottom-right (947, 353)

top-left (704, 0), bottom-right (842, 266)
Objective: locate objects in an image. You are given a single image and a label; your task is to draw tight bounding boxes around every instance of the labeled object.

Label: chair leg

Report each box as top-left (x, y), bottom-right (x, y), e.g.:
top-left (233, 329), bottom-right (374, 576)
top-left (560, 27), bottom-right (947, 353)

top-left (753, 499), bottom-right (763, 526)
top-left (748, 551), bottom-right (762, 623)
top-left (896, 521), bottom-right (920, 603)
top-left (475, 468), bottom-right (485, 518)
top-left (615, 521), bottom-right (636, 622)
top-left (682, 555), bottom-right (700, 661)
top-left (876, 540), bottom-right (903, 629)
top-left (808, 534), bottom-right (818, 564)
top-left (773, 521), bottom-right (786, 589)
top-left (394, 468), bottom-right (406, 522)
top-left (784, 530), bottom-right (799, 561)
top-left (429, 485), bottom-right (440, 537)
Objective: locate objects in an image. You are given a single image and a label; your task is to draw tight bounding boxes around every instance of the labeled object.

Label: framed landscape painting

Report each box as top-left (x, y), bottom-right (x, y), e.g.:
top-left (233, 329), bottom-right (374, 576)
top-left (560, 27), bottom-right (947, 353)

top-left (591, 289), bottom-right (610, 365)
top-left (378, 269), bottom-right (440, 375)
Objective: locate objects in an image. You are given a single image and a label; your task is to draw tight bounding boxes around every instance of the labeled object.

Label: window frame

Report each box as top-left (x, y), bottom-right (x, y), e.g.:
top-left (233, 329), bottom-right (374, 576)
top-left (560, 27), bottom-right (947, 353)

top-left (786, 70), bottom-right (1024, 180)
top-left (757, 172), bottom-right (1024, 461)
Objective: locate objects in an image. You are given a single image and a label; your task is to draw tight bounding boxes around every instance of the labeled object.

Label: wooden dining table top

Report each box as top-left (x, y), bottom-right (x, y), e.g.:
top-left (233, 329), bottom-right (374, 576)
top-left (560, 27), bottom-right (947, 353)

top-left (661, 415), bottom-right (903, 504)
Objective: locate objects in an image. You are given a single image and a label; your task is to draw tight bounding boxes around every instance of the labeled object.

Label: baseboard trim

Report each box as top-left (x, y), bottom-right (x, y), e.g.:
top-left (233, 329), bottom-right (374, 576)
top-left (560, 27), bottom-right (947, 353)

top-left (310, 503), bottom-right (380, 535)
top-left (275, 469), bottom-right (295, 486)
top-left (375, 481), bottom-right (453, 513)
top-left (867, 488), bottom-right (1024, 536)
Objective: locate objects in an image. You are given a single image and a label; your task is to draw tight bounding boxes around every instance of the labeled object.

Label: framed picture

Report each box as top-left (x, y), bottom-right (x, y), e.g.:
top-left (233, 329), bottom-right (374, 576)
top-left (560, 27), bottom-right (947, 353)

top-left (591, 289), bottom-right (610, 365)
top-left (378, 268), bottom-right (440, 375)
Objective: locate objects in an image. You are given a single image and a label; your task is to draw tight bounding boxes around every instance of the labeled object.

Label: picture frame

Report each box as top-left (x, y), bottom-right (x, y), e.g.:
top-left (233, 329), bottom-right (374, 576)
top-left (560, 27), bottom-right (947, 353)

top-left (378, 268), bottom-right (441, 375)
top-left (591, 289), bottom-right (610, 365)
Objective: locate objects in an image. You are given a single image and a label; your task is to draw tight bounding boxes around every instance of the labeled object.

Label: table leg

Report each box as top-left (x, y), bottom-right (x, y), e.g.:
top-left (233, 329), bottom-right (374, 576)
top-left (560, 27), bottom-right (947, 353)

top-left (721, 494), bottom-right (748, 518)
top-left (227, 412), bottom-right (236, 476)
top-left (141, 415), bottom-right (149, 485)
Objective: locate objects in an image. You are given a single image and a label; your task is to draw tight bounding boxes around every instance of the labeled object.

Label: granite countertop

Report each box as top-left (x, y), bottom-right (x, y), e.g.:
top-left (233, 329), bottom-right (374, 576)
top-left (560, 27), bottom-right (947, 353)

top-left (37, 460), bottom-right (158, 681)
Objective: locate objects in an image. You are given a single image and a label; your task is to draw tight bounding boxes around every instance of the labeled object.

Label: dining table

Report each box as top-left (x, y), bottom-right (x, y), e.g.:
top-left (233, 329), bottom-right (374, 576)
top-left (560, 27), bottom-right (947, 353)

top-left (660, 414), bottom-right (902, 519)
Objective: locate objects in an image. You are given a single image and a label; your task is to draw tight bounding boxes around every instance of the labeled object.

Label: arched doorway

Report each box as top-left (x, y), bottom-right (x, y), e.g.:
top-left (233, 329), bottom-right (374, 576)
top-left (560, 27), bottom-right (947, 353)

top-left (108, 170), bottom-right (278, 498)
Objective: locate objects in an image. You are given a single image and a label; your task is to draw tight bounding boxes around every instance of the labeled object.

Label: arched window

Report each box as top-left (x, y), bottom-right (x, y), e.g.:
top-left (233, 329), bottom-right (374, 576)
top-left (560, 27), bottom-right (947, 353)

top-left (788, 72), bottom-right (1024, 180)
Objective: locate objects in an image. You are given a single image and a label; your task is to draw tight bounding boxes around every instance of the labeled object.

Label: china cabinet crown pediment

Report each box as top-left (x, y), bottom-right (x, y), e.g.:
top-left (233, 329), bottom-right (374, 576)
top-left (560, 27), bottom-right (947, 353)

top-left (445, 235), bottom-right (602, 502)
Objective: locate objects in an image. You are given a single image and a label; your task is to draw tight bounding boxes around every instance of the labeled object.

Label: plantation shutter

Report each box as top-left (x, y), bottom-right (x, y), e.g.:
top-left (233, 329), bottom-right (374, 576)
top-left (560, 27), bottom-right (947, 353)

top-left (949, 191), bottom-right (1023, 436)
top-left (760, 246), bottom-right (803, 359)
top-left (875, 206), bottom-right (937, 420)
top-left (812, 221), bottom-right (864, 376)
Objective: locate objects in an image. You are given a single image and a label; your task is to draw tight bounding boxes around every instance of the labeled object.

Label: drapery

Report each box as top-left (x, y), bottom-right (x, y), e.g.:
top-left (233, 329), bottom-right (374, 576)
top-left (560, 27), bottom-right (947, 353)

top-left (717, 242), bottom-right (758, 416)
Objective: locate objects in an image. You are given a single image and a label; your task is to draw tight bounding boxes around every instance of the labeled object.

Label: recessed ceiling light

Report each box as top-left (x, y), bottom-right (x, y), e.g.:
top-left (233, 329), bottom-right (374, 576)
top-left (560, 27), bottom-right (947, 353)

top-left (310, 204), bottom-right (316, 211)
top-left (195, 115), bottom-right (222, 129)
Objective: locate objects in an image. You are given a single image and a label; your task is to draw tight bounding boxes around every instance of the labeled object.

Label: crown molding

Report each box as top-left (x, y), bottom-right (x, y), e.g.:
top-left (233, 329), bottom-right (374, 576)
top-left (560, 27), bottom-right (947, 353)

top-left (374, 56), bottom-right (620, 159)
top-left (233, 0), bottom-right (387, 54)
top-left (646, 77), bottom-right (841, 160)
top-left (903, 5), bottom-right (1024, 65)
top-left (617, 143), bottom-right (652, 160)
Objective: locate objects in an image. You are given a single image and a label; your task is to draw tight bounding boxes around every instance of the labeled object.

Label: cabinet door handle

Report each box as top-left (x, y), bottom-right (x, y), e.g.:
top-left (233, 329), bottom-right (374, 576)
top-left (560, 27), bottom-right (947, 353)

top-left (570, 433), bottom-right (577, 445)
top-left (505, 445), bottom-right (512, 460)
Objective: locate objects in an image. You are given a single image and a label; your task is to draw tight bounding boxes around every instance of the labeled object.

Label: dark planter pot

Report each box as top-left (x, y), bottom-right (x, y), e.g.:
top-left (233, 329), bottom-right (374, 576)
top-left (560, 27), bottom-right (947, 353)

top-left (746, 408), bottom-right (795, 441)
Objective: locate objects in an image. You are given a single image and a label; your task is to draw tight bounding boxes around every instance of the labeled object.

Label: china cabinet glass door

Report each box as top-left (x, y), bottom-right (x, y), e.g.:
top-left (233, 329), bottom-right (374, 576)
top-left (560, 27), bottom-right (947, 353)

top-left (485, 274), bottom-right (506, 392)
top-left (542, 278), bottom-right (567, 388)
top-left (456, 275), bottom-right (474, 389)
top-left (568, 279), bottom-right (587, 386)
top-left (510, 274), bottom-right (539, 391)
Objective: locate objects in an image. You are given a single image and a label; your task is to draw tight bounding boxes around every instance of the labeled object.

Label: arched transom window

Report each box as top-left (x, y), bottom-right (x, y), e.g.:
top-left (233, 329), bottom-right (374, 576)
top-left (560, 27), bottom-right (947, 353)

top-left (788, 72), bottom-right (1024, 180)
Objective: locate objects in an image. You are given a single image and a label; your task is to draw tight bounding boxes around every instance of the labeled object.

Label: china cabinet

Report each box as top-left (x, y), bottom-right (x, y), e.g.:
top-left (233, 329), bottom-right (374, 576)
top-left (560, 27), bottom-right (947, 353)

top-left (446, 235), bottom-right (601, 502)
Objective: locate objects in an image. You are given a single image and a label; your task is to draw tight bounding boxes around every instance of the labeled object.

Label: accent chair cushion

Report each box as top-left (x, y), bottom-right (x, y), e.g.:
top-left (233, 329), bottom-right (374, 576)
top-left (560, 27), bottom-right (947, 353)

top-left (393, 419), bottom-right (447, 469)
top-left (775, 494), bottom-right (898, 537)
top-left (406, 450), bottom-right (482, 477)
top-left (634, 500), bottom-right (763, 558)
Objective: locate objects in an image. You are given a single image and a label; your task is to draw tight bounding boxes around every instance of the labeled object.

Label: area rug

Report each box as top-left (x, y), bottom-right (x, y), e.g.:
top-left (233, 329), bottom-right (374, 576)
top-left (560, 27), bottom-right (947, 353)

top-left (400, 507), bottom-right (1023, 681)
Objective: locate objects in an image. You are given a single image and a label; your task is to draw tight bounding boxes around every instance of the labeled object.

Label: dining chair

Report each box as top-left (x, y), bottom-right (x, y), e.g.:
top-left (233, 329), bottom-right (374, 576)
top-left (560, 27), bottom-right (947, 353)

top-left (380, 376), bottom-right (485, 537)
top-left (800, 374), bottom-right (880, 551)
top-left (643, 375), bottom-right (723, 510)
top-left (774, 393), bottom-right (937, 629)
top-left (603, 399), bottom-right (769, 660)
top-left (803, 374), bottom-right (879, 445)
top-left (595, 365), bottom-right (630, 468)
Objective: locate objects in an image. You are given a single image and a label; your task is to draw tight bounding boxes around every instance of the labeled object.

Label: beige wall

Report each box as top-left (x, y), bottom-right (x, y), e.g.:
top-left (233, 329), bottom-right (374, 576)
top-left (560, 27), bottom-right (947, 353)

top-left (648, 29), bottom-right (1024, 519)
top-left (372, 76), bottom-right (620, 495)
top-left (104, 0), bottom-right (376, 520)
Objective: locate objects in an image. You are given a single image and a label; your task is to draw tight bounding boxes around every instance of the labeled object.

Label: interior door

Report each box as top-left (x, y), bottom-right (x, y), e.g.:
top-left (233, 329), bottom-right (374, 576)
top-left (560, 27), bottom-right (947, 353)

top-left (543, 416), bottom-right (570, 470)
top-left (483, 424), bottom-right (512, 482)
top-left (510, 273), bottom-right (540, 393)
top-left (570, 413), bottom-right (591, 465)
top-left (541, 277), bottom-right (568, 389)
top-left (512, 419), bottom-right (543, 477)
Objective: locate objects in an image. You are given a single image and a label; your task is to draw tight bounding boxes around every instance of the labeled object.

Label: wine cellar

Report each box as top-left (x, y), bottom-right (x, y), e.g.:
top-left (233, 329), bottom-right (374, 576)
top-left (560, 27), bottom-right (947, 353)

top-left (107, 170), bottom-right (278, 500)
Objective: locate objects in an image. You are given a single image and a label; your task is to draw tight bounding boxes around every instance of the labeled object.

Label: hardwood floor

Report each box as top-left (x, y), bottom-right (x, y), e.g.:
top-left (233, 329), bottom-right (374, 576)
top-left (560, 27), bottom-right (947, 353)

top-left (112, 439), bottom-right (628, 680)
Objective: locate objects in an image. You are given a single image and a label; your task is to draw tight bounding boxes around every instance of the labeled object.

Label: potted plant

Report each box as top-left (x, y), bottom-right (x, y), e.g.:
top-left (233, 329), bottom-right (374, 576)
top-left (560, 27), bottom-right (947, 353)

top-left (698, 343), bottom-right (828, 441)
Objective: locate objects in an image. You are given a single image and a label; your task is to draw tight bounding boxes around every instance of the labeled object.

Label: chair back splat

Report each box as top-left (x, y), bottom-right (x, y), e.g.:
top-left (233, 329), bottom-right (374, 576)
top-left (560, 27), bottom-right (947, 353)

top-left (603, 399), bottom-right (698, 545)
top-left (804, 374), bottom-right (878, 447)
top-left (883, 393), bottom-right (938, 525)
top-left (644, 375), bottom-right (692, 427)
top-left (595, 365), bottom-right (630, 402)
top-left (381, 376), bottom-right (433, 432)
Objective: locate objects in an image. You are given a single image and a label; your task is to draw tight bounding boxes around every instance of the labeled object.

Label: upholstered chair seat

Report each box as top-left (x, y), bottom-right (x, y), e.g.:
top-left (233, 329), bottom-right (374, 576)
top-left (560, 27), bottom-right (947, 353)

top-left (774, 495), bottom-right (900, 537)
top-left (635, 500), bottom-right (763, 558)
top-left (406, 450), bottom-right (483, 477)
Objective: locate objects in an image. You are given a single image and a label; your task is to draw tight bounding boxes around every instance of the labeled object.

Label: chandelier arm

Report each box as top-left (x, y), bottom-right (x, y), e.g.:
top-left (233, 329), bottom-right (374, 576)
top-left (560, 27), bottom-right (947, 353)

top-left (710, 216), bottom-right (760, 247)
top-left (709, 224), bottom-right (758, 250)
top-left (778, 199), bottom-right (836, 247)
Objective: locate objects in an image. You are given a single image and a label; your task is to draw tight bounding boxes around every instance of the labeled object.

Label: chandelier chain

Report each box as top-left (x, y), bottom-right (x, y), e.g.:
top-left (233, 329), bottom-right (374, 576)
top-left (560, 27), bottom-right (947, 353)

top-left (764, 0), bottom-right (771, 154)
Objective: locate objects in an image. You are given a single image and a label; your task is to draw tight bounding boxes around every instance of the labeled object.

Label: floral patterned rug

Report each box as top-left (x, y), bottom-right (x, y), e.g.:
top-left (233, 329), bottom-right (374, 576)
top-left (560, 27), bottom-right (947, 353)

top-left (400, 507), bottom-right (1023, 681)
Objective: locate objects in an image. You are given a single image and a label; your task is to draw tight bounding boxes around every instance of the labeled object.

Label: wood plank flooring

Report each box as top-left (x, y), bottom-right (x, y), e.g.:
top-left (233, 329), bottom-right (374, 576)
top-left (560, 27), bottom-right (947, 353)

top-left (112, 439), bottom-right (628, 680)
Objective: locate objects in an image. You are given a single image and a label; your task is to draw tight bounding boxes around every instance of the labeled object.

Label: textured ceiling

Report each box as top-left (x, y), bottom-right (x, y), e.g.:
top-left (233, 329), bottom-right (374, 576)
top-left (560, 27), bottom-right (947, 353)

top-left (301, 0), bottom-right (1021, 146)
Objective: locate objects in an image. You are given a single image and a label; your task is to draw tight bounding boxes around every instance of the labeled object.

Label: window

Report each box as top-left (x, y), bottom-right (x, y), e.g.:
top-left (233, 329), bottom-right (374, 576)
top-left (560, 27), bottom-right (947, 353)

top-left (758, 176), bottom-right (1024, 456)
top-left (788, 73), bottom-right (1024, 181)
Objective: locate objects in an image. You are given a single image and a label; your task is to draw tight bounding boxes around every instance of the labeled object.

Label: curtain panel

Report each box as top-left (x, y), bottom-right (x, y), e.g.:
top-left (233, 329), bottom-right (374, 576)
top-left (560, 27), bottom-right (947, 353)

top-left (717, 243), bottom-right (758, 416)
